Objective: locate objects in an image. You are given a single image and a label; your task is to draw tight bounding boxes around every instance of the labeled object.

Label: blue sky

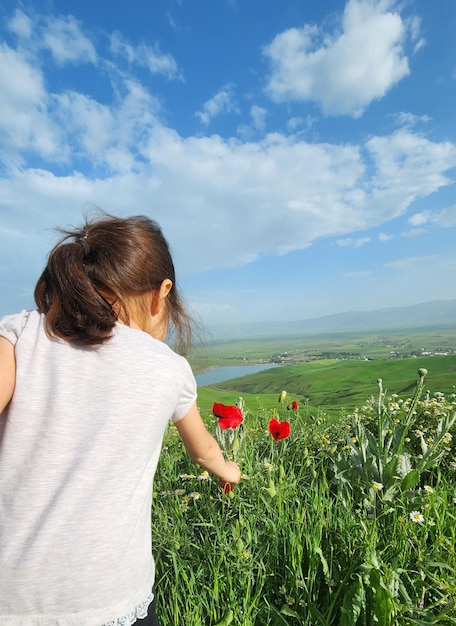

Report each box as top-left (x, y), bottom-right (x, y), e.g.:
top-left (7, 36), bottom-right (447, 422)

top-left (1, 0), bottom-right (456, 328)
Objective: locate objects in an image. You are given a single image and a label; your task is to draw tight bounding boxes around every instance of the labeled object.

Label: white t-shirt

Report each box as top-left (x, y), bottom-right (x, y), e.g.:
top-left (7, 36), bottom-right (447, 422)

top-left (0, 310), bottom-right (197, 626)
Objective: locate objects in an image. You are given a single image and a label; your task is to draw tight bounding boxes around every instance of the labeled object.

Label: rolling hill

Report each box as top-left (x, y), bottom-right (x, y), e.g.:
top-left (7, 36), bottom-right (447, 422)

top-left (207, 299), bottom-right (456, 340)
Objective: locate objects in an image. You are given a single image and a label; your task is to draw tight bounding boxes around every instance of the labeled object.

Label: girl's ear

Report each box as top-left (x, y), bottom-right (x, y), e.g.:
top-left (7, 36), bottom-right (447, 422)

top-left (159, 278), bottom-right (173, 300)
top-left (150, 279), bottom-right (173, 315)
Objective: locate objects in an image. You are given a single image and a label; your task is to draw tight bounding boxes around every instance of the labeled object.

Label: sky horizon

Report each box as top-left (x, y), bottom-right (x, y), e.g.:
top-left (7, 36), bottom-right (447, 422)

top-left (1, 0), bottom-right (456, 329)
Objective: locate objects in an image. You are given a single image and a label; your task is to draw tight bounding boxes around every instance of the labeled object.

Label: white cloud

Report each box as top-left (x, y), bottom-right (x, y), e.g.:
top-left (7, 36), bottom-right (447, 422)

top-left (109, 32), bottom-right (182, 80)
top-left (401, 227), bottom-right (426, 237)
top-left (1, 121), bottom-right (455, 277)
top-left (7, 9), bottom-right (33, 39)
top-left (406, 15), bottom-right (426, 55)
top-left (264, 0), bottom-right (413, 116)
top-left (432, 205), bottom-right (456, 227)
top-left (364, 131), bottom-right (456, 216)
top-left (408, 205), bottom-right (456, 229)
top-left (408, 210), bottom-right (431, 226)
top-left (43, 14), bottom-right (97, 65)
top-left (386, 255), bottom-right (440, 270)
top-left (337, 237), bottom-right (370, 248)
top-left (6, 10), bottom-right (96, 66)
top-left (391, 112), bottom-right (431, 127)
top-left (0, 44), bottom-right (64, 165)
top-left (378, 232), bottom-right (393, 241)
top-left (195, 84), bottom-right (240, 125)
top-left (250, 105), bottom-right (267, 132)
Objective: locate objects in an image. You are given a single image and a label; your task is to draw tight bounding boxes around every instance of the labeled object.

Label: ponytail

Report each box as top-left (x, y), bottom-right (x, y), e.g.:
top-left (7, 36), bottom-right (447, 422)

top-left (34, 239), bottom-right (118, 346)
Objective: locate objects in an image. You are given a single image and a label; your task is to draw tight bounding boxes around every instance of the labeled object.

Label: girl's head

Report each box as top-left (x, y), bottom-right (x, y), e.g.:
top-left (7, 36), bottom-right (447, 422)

top-left (34, 213), bottom-right (192, 352)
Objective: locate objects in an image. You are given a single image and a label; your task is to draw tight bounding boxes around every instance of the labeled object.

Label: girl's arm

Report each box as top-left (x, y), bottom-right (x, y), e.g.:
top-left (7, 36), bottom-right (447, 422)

top-left (0, 337), bottom-right (15, 413)
top-left (175, 402), bottom-right (241, 484)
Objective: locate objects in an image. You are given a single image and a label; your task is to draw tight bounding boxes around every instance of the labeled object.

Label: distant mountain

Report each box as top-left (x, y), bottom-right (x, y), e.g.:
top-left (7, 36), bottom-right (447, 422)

top-left (206, 299), bottom-right (456, 340)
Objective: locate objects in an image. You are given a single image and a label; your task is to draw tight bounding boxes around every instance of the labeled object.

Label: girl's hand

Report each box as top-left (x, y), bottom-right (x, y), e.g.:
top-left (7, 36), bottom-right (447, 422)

top-left (222, 461), bottom-right (241, 485)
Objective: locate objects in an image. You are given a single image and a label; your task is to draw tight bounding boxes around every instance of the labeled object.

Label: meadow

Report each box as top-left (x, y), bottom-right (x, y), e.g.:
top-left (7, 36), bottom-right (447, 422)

top-left (152, 331), bottom-right (456, 625)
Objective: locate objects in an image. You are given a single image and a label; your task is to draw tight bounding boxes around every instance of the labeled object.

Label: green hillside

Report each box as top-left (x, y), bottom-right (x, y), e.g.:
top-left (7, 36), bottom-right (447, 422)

top-left (197, 355), bottom-right (456, 415)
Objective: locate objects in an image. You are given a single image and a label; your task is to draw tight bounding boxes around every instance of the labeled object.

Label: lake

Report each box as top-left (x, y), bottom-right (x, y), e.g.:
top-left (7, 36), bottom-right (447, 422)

top-left (196, 364), bottom-right (279, 386)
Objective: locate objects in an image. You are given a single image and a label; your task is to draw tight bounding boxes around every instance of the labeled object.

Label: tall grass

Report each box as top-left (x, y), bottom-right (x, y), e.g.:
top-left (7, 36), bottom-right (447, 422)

top-left (152, 371), bottom-right (456, 625)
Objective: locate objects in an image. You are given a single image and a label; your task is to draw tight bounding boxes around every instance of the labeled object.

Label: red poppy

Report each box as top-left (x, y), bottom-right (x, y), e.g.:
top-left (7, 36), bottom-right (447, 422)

top-left (291, 401), bottom-right (299, 411)
top-left (213, 403), bottom-right (243, 429)
top-left (268, 418), bottom-right (291, 441)
top-left (221, 481), bottom-right (233, 494)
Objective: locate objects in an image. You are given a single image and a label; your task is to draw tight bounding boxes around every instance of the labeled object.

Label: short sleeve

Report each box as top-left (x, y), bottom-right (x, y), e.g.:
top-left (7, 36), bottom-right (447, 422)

top-left (172, 356), bottom-right (197, 423)
top-left (0, 311), bottom-right (31, 345)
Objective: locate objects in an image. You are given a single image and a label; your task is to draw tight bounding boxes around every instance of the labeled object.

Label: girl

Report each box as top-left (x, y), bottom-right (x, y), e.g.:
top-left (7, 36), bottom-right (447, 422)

top-left (0, 213), bottom-right (240, 626)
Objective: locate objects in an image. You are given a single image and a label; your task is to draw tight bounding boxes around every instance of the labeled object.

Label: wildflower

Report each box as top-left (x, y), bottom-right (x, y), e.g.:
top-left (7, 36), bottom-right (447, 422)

top-left (242, 551), bottom-right (249, 559)
top-left (182, 495), bottom-right (190, 503)
top-left (286, 597), bottom-right (295, 605)
top-left (372, 481), bottom-right (383, 491)
top-left (428, 520), bottom-right (436, 526)
top-left (410, 511), bottom-right (424, 523)
top-left (443, 432), bottom-right (453, 444)
top-left (279, 391), bottom-right (287, 404)
top-left (279, 586), bottom-right (286, 595)
top-left (423, 503), bottom-right (430, 510)
top-left (180, 473), bottom-right (191, 480)
top-left (179, 502), bottom-right (189, 511)
top-left (241, 474), bottom-right (249, 480)
top-left (424, 485), bottom-right (434, 493)
top-left (213, 403), bottom-right (243, 429)
top-left (268, 418), bottom-right (291, 441)
top-left (296, 579), bottom-right (305, 589)
top-left (221, 481), bottom-right (233, 494)
top-left (174, 489), bottom-right (185, 496)
top-left (264, 462), bottom-right (274, 471)
top-left (190, 492), bottom-right (201, 500)
top-left (287, 400), bottom-right (299, 411)
top-left (450, 461), bottom-right (456, 470)
top-left (198, 470), bottom-right (210, 480)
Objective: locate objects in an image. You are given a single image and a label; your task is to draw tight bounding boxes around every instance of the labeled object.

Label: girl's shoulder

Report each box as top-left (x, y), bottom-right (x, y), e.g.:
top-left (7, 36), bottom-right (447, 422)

top-left (0, 309), bottom-right (39, 344)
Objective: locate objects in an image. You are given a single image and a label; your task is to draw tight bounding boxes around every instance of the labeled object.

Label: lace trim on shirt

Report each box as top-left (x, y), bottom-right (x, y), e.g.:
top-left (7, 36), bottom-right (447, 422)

top-left (102, 594), bottom-right (154, 626)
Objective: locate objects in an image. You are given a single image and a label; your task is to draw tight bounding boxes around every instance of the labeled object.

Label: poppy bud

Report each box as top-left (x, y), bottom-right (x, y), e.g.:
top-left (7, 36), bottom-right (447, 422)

top-left (214, 610), bottom-right (234, 626)
top-left (263, 478), bottom-right (277, 498)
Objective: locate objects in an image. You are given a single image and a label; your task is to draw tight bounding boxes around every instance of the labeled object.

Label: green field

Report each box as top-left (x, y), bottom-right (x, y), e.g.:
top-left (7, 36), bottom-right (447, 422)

top-left (197, 355), bottom-right (456, 415)
top-left (192, 327), bottom-right (456, 415)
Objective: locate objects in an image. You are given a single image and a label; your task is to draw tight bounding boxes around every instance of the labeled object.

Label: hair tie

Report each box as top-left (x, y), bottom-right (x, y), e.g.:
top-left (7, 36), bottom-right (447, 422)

top-left (76, 236), bottom-right (90, 257)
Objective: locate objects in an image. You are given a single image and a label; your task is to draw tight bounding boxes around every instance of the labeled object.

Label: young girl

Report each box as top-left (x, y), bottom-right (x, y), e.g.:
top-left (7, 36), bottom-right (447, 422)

top-left (0, 213), bottom-right (240, 626)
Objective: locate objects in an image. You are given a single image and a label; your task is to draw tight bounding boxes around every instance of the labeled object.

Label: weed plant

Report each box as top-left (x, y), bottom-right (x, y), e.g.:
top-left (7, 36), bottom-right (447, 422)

top-left (152, 371), bottom-right (456, 625)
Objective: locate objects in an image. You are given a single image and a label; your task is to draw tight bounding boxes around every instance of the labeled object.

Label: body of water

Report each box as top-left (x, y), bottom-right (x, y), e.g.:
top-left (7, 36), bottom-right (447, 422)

top-left (196, 364), bottom-right (279, 386)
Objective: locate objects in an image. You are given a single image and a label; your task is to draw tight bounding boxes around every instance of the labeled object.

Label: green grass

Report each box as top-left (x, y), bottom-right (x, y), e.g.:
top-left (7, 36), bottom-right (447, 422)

top-left (152, 381), bottom-right (456, 625)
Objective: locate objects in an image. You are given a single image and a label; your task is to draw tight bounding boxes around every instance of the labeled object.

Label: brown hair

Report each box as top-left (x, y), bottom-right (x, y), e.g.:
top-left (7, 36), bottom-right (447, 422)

top-left (34, 213), bottom-right (193, 353)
